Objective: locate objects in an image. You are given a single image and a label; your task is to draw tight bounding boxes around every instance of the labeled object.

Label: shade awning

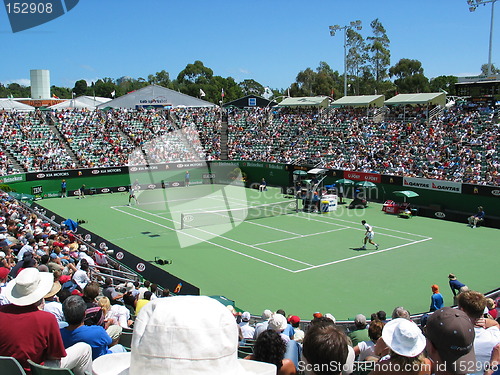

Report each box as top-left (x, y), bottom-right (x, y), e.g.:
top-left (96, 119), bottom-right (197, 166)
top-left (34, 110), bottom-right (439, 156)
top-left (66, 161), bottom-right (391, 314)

top-left (384, 93), bottom-right (446, 107)
top-left (331, 95), bottom-right (385, 108)
top-left (277, 96), bottom-right (330, 108)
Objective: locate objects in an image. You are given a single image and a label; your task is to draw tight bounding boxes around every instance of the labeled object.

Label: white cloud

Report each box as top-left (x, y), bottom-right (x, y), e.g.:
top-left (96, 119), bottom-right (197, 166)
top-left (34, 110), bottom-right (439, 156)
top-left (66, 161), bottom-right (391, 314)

top-left (80, 64), bottom-right (95, 72)
top-left (2, 78), bottom-right (30, 86)
top-left (239, 68), bottom-right (251, 74)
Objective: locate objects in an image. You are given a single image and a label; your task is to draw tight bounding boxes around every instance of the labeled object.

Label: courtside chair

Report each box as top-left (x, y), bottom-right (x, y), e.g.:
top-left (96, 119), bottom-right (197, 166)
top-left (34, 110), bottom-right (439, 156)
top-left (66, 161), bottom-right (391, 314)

top-left (27, 360), bottom-right (75, 375)
top-left (0, 356), bottom-right (27, 375)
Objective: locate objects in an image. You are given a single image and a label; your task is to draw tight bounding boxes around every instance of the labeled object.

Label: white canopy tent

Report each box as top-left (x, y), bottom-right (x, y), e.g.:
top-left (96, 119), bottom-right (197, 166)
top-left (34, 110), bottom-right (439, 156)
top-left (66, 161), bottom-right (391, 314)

top-left (0, 98), bottom-right (35, 112)
top-left (49, 96), bottom-right (111, 110)
top-left (97, 84), bottom-right (216, 109)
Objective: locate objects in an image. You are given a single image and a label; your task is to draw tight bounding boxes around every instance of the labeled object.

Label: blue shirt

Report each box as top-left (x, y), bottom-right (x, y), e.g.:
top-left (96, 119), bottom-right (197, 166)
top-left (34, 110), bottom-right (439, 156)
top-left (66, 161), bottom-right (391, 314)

top-left (282, 324), bottom-right (295, 339)
top-left (430, 293), bottom-right (444, 311)
top-left (60, 325), bottom-right (112, 360)
top-left (449, 279), bottom-right (466, 295)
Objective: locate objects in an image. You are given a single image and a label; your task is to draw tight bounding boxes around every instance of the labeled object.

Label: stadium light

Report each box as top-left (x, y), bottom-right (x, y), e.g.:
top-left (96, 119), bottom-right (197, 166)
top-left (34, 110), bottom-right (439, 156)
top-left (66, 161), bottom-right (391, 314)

top-left (328, 20), bottom-right (362, 97)
top-left (467, 0), bottom-right (497, 76)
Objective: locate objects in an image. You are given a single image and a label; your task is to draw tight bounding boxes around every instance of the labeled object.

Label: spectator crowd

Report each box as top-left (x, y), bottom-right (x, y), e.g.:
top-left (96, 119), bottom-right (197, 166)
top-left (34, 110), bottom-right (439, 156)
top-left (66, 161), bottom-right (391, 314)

top-left (0, 104), bottom-right (498, 185)
top-left (0, 188), bottom-right (499, 374)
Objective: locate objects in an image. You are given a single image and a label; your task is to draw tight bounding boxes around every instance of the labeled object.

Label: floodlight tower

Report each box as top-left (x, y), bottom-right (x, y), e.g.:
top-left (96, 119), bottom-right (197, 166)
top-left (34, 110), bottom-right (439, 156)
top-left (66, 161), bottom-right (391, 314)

top-left (329, 20), bottom-right (362, 97)
top-left (467, 0), bottom-right (498, 75)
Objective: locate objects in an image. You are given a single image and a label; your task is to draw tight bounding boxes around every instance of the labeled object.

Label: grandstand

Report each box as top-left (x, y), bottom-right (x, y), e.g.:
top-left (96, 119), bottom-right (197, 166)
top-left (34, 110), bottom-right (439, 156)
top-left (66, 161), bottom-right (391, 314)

top-left (0, 101), bottom-right (499, 374)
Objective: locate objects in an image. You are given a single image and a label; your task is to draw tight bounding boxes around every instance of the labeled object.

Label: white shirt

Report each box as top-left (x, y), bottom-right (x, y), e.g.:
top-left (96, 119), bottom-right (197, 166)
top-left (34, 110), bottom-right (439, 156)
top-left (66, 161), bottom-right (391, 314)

top-left (17, 244), bottom-right (33, 261)
top-left (471, 326), bottom-right (500, 375)
top-left (44, 300), bottom-right (64, 323)
top-left (356, 340), bottom-right (376, 361)
top-left (239, 322), bottom-right (255, 339)
top-left (73, 269), bottom-right (90, 290)
top-left (364, 223), bottom-right (373, 232)
top-left (107, 304), bottom-right (131, 329)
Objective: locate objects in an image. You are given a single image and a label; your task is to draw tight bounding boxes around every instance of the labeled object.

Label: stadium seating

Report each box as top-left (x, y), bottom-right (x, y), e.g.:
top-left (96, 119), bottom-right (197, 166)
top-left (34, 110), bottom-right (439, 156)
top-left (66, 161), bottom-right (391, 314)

top-left (0, 356), bottom-right (27, 375)
top-left (27, 360), bottom-right (75, 375)
top-left (0, 105), bottom-right (497, 185)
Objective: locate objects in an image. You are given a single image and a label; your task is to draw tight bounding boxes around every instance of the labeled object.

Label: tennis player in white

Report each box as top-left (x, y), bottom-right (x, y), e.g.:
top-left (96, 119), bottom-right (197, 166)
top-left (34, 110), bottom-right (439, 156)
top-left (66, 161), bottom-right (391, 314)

top-left (361, 220), bottom-right (379, 250)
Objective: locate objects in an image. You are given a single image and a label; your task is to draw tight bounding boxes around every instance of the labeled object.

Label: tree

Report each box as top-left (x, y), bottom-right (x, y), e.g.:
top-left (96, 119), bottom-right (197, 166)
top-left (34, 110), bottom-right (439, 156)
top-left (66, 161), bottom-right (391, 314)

top-left (367, 19), bottom-right (391, 83)
top-left (147, 69), bottom-right (171, 87)
top-left (4, 83), bottom-right (30, 98)
top-left (177, 60), bottom-right (213, 85)
top-left (51, 85), bottom-right (72, 99)
top-left (480, 63), bottom-right (500, 75)
top-left (429, 75), bottom-right (458, 95)
top-left (239, 79), bottom-right (265, 96)
top-left (389, 58), bottom-right (429, 93)
top-left (292, 68), bottom-right (316, 96)
top-left (93, 78), bottom-right (117, 98)
top-left (73, 80), bottom-right (88, 96)
top-left (314, 62), bottom-right (339, 97)
top-left (346, 29), bottom-right (369, 95)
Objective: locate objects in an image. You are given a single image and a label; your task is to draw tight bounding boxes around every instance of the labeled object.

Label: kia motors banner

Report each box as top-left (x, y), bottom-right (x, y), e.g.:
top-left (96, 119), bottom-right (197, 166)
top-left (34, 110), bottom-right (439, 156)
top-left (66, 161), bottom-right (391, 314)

top-left (344, 171), bottom-right (381, 183)
top-left (403, 177), bottom-right (462, 193)
top-left (462, 183), bottom-right (500, 198)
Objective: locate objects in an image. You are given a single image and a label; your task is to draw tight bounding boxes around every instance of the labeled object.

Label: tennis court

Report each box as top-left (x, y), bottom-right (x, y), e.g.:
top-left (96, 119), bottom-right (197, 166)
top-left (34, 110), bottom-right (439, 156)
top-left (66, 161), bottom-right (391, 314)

top-left (38, 185), bottom-right (500, 320)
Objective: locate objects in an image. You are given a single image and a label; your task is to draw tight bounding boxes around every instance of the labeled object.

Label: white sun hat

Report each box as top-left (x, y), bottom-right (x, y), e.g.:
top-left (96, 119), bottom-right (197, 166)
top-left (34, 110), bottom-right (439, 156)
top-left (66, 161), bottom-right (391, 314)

top-left (92, 296), bottom-right (276, 375)
top-left (382, 318), bottom-right (426, 358)
top-left (4, 268), bottom-right (54, 306)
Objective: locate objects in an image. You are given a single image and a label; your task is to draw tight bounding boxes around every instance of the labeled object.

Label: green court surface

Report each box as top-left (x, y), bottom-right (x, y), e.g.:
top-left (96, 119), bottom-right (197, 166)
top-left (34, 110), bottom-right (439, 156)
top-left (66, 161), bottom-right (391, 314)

top-left (38, 186), bottom-right (500, 320)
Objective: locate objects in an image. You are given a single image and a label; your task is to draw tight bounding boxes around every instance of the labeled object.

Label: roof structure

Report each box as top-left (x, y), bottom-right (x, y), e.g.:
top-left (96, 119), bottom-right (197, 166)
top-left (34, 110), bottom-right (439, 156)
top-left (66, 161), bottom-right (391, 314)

top-left (331, 95), bottom-right (385, 108)
top-left (222, 95), bottom-right (277, 109)
top-left (277, 96), bottom-right (330, 108)
top-left (97, 84), bottom-right (216, 109)
top-left (384, 93), bottom-right (446, 107)
top-left (0, 98), bottom-right (35, 111)
top-left (49, 96), bottom-right (111, 110)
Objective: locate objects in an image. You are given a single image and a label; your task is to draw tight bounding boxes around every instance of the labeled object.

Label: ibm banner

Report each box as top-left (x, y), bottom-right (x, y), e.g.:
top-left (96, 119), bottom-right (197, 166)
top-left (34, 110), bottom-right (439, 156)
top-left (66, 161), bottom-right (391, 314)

top-left (403, 177), bottom-right (462, 194)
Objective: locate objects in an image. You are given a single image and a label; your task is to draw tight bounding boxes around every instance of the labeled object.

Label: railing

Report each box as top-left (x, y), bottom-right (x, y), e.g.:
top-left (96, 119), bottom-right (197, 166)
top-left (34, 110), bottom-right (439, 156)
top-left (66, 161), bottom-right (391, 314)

top-left (428, 105), bottom-right (444, 122)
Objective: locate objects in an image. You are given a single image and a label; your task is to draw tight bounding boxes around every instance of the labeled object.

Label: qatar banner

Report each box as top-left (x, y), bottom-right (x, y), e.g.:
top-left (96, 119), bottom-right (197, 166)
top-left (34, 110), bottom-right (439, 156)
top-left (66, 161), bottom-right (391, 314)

top-left (403, 177), bottom-right (462, 194)
top-left (344, 171), bottom-right (381, 183)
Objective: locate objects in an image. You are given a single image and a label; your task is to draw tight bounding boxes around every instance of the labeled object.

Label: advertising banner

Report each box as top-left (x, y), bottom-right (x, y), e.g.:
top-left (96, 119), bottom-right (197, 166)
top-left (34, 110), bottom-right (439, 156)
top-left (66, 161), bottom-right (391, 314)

top-left (344, 171), bottom-right (382, 183)
top-left (403, 177), bottom-right (462, 193)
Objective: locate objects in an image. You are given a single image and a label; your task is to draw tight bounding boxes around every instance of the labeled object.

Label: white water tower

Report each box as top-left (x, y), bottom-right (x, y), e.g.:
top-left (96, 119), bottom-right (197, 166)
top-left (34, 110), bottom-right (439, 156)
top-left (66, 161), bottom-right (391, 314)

top-left (30, 69), bottom-right (50, 99)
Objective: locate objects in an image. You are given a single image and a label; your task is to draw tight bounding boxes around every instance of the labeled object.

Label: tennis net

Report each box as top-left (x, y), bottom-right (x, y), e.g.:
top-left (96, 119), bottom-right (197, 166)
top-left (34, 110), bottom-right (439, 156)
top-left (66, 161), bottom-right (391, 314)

top-left (180, 200), bottom-right (298, 229)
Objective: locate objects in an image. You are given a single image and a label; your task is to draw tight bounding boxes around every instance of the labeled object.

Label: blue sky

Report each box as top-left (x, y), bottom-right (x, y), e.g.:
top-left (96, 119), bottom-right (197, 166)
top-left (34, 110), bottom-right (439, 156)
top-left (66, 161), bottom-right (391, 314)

top-left (0, 0), bottom-right (497, 90)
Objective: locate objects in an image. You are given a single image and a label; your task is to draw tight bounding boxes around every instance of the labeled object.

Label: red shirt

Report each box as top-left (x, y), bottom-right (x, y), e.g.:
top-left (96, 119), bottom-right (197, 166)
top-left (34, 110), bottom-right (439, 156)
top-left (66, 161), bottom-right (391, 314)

top-left (0, 304), bottom-right (67, 371)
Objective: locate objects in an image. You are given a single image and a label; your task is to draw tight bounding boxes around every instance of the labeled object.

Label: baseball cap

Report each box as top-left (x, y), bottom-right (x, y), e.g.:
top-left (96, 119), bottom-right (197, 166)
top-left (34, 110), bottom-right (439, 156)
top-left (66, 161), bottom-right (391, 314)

top-left (288, 315), bottom-right (300, 325)
top-left (241, 311), bottom-right (251, 322)
top-left (268, 313), bottom-right (287, 332)
top-left (354, 314), bottom-right (367, 326)
top-left (0, 267), bottom-right (9, 279)
top-left (425, 307), bottom-right (476, 373)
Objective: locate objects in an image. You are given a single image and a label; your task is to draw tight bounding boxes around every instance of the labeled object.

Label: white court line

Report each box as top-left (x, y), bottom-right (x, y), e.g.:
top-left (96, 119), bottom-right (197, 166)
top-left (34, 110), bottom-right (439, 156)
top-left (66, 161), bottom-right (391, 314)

top-left (207, 192), bottom-right (430, 238)
top-left (110, 206), bottom-right (296, 272)
top-left (207, 197), bottom-right (430, 241)
top-left (111, 195), bottom-right (433, 273)
top-left (253, 227), bottom-right (350, 246)
top-left (292, 237), bottom-right (433, 273)
top-left (116, 205), bottom-right (314, 268)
